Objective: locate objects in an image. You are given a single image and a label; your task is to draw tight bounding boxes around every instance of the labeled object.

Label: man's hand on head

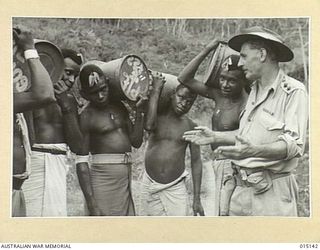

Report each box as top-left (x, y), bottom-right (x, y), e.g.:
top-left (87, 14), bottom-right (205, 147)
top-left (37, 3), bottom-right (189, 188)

top-left (150, 71), bottom-right (166, 93)
top-left (204, 39), bottom-right (226, 53)
top-left (13, 29), bottom-right (35, 51)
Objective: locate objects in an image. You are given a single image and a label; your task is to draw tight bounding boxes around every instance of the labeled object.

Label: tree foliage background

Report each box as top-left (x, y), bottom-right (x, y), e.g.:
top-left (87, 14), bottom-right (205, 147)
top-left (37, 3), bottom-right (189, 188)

top-left (12, 17), bottom-right (310, 216)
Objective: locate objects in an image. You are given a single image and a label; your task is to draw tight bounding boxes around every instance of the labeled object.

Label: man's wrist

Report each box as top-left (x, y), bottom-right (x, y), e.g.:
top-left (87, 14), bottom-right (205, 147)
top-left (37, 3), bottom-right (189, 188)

top-left (24, 49), bottom-right (39, 60)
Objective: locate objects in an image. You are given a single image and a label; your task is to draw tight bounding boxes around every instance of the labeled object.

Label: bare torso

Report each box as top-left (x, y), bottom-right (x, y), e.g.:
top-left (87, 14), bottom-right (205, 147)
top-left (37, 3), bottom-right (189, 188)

top-left (145, 113), bottom-right (194, 184)
top-left (33, 103), bottom-right (65, 143)
top-left (84, 103), bottom-right (132, 154)
top-left (211, 90), bottom-right (247, 149)
top-left (32, 93), bottom-right (78, 144)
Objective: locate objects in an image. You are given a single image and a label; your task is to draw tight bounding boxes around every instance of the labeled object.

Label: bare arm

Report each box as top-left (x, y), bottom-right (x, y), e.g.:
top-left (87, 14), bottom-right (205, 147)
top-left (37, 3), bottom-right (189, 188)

top-left (177, 39), bottom-right (221, 99)
top-left (127, 97), bottom-right (148, 148)
top-left (76, 110), bottom-right (102, 216)
top-left (189, 141), bottom-right (204, 216)
top-left (144, 72), bottom-right (166, 131)
top-left (14, 30), bottom-right (55, 113)
top-left (54, 80), bottom-right (83, 153)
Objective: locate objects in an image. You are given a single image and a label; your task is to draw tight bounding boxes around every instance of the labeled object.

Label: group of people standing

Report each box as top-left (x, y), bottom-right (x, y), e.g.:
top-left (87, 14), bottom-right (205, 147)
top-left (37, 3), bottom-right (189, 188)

top-left (13, 25), bottom-right (308, 217)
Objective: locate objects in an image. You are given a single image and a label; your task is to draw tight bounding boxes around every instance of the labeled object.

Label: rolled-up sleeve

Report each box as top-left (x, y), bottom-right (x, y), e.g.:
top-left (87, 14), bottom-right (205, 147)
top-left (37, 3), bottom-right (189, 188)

top-left (278, 88), bottom-right (309, 160)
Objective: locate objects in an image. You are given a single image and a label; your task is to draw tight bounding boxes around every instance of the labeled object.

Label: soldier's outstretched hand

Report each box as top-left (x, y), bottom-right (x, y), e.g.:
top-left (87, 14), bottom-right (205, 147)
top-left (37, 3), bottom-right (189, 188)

top-left (183, 126), bottom-right (216, 145)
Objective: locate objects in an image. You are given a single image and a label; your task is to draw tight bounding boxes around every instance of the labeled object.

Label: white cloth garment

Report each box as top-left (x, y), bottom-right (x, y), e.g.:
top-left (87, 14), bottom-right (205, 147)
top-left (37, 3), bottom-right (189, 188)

top-left (139, 170), bottom-right (192, 216)
top-left (22, 143), bottom-right (69, 217)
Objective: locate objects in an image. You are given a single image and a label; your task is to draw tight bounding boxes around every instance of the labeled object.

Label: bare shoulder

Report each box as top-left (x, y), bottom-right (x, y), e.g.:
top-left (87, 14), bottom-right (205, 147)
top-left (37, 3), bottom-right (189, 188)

top-left (79, 105), bottom-right (92, 130)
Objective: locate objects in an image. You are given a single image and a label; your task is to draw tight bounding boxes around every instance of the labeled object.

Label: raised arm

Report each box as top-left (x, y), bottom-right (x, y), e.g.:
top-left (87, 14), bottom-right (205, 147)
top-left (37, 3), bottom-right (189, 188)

top-left (54, 80), bottom-right (83, 154)
top-left (144, 72), bottom-right (166, 131)
top-left (127, 97), bottom-right (147, 148)
top-left (14, 30), bottom-right (55, 113)
top-left (177, 39), bottom-right (221, 99)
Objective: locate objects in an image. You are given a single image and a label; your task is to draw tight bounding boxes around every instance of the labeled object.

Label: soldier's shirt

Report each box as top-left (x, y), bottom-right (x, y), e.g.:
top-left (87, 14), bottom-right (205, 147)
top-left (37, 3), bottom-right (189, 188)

top-left (232, 69), bottom-right (308, 173)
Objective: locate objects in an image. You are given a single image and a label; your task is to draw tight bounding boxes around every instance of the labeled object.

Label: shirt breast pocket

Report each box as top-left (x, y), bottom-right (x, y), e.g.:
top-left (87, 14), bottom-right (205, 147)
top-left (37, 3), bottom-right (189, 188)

top-left (257, 112), bottom-right (284, 143)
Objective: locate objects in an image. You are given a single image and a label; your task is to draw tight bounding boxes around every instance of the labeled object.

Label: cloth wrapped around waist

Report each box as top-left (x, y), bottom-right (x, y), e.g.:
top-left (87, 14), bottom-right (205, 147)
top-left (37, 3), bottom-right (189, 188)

top-left (144, 170), bottom-right (189, 194)
top-left (139, 169), bottom-right (191, 216)
top-left (89, 153), bottom-right (134, 216)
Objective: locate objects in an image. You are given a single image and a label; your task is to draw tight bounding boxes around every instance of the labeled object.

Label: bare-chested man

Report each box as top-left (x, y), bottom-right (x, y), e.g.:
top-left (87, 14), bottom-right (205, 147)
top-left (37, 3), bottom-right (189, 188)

top-left (178, 39), bottom-right (248, 215)
top-left (139, 73), bottom-right (204, 216)
top-left (13, 30), bottom-right (55, 217)
top-left (22, 48), bottom-right (83, 217)
top-left (67, 64), bottom-right (146, 216)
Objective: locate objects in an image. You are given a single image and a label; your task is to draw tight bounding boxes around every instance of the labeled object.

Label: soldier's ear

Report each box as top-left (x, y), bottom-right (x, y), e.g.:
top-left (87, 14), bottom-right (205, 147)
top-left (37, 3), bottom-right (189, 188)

top-left (260, 48), bottom-right (267, 62)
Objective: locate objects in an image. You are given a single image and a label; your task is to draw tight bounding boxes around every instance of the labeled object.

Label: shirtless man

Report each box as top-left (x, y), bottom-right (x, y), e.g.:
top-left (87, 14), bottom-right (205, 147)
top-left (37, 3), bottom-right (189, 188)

top-left (67, 64), bottom-right (146, 216)
top-left (13, 30), bottom-right (55, 216)
top-left (178, 39), bottom-right (248, 215)
top-left (22, 48), bottom-right (83, 217)
top-left (140, 73), bottom-right (204, 216)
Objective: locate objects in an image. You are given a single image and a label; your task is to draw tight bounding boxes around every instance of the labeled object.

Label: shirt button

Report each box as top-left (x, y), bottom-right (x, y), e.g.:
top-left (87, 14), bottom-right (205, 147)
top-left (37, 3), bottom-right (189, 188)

top-left (284, 83), bottom-right (288, 87)
top-left (251, 102), bottom-right (255, 105)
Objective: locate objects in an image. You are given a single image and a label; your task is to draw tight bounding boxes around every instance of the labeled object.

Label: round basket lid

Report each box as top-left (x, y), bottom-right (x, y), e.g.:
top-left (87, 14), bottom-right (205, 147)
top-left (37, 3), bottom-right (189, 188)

top-left (203, 43), bottom-right (238, 88)
top-left (34, 39), bottom-right (65, 83)
top-left (119, 55), bottom-right (150, 101)
top-left (13, 38), bottom-right (64, 93)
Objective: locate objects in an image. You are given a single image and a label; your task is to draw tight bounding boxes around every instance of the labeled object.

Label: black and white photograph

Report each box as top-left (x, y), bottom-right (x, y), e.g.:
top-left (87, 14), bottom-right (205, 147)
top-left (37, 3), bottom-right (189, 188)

top-left (12, 17), bottom-right (310, 219)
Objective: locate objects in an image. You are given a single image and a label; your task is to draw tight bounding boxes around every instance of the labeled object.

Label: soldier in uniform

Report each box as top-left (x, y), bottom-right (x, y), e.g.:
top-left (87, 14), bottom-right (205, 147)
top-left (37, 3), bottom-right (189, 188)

top-left (184, 26), bottom-right (308, 216)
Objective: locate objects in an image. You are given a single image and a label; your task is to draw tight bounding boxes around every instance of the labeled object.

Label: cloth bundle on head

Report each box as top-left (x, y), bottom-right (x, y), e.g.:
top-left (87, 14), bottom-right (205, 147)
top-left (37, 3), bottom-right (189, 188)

top-left (222, 54), bottom-right (242, 71)
top-left (228, 26), bottom-right (294, 62)
top-left (79, 64), bottom-right (105, 92)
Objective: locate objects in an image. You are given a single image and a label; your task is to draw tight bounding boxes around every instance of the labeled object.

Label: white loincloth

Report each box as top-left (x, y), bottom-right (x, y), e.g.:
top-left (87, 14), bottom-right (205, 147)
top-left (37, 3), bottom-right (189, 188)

top-left (22, 143), bottom-right (69, 217)
top-left (139, 170), bottom-right (192, 216)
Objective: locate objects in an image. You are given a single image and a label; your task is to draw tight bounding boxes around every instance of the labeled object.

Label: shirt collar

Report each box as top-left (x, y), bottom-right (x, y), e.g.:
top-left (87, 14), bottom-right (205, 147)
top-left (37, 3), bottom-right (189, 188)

top-left (251, 68), bottom-right (283, 99)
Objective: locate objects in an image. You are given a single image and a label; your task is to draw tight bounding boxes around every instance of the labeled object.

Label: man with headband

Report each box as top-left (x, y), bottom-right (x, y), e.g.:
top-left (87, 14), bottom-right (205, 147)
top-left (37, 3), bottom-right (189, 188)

top-left (183, 27), bottom-right (308, 216)
top-left (13, 30), bottom-right (55, 216)
top-left (66, 64), bottom-right (147, 216)
top-left (178, 39), bottom-right (248, 215)
top-left (22, 48), bottom-right (83, 217)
